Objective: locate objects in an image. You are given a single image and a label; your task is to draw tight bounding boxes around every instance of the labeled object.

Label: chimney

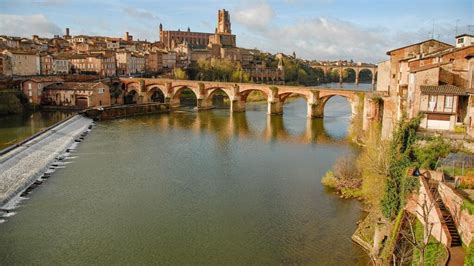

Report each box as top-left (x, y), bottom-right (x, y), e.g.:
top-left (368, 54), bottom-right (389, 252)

top-left (66, 28), bottom-right (70, 36)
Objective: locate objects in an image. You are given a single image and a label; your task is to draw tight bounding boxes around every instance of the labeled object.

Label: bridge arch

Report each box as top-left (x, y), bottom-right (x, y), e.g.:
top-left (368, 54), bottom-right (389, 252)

top-left (124, 89), bottom-right (140, 105)
top-left (317, 93), bottom-right (358, 120)
top-left (240, 88), bottom-right (268, 102)
top-left (204, 87), bottom-right (232, 109)
top-left (147, 87), bottom-right (166, 103)
top-left (342, 68), bottom-right (357, 83)
top-left (358, 68), bottom-right (374, 83)
top-left (171, 86), bottom-right (198, 107)
top-left (278, 92), bottom-right (308, 104)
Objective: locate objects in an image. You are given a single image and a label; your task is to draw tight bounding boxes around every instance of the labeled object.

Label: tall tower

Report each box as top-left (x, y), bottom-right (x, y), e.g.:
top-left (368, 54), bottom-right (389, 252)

top-left (217, 9), bottom-right (231, 34)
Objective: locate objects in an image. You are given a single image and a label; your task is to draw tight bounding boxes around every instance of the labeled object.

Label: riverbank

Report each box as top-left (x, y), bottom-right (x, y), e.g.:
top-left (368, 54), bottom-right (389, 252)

top-left (0, 115), bottom-right (93, 208)
top-left (0, 90), bottom-right (25, 115)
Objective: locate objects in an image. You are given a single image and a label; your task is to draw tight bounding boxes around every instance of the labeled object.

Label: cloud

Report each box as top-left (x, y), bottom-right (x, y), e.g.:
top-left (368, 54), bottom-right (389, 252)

top-left (237, 14), bottom-right (462, 63)
top-left (0, 14), bottom-right (62, 37)
top-left (238, 17), bottom-right (389, 62)
top-left (123, 7), bottom-right (159, 21)
top-left (234, 1), bottom-right (275, 30)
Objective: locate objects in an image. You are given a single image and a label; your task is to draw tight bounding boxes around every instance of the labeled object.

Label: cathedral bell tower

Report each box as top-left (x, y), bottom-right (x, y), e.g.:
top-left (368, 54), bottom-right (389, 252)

top-left (217, 9), bottom-right (231, 34)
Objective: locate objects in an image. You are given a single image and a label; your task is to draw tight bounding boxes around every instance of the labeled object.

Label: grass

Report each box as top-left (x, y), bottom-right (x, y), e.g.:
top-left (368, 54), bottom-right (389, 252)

top-left (411, 220), bottom-right (448, 266)
top-left (455, 125), bottom-right (467, 133)
top-left (462, 199), bottom-right (474, 215)
top-left (340, 187), bottom-right (364, 198)
top-left (353, 210), bottom-right (379, 245)
top-left (465, 242), bottom-right (474, 266)
top-left (442, 167), bottom-right (474, 178)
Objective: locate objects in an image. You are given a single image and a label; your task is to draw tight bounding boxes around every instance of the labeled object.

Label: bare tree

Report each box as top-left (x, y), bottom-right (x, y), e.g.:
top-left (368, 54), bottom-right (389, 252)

top-left (399, 185), bottom-right (439, 266)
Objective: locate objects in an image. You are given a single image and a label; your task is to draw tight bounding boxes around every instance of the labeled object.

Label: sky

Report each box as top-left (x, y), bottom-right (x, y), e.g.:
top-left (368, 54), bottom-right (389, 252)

top-left (0, 0), bottom-right (472, 63)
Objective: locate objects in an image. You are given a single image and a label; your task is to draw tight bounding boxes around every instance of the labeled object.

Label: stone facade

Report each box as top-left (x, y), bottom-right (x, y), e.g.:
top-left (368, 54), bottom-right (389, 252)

top-left (41, 82), bottom-right (111, 109)
top-left (377, 39), bottom-right (474, 139)
top-left (1, 49), bottom-right (40, 76)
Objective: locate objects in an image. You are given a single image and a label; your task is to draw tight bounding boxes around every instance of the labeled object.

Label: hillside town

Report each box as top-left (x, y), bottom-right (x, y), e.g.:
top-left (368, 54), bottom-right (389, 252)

top-left (2, 5), bottom-right (474, 266)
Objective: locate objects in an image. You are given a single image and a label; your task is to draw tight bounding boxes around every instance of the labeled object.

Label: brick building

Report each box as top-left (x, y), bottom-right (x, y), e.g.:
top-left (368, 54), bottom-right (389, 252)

top-left (41, 82), bottom-right (111, 109)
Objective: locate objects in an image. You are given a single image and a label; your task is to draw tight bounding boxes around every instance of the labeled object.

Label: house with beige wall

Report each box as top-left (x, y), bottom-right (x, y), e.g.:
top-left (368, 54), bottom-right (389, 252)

top-left (1, 49), bottom-right (40, 76)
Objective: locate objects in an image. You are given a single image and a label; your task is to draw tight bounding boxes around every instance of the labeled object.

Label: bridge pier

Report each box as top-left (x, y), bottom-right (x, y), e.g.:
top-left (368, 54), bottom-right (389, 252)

top-left (267, 100), bottom-right (283, 115)
top-left (307, 102), bottom-right (324, 118)
top-left (231, 100), bottom-right (246, 112)
top-left (266, 86), bottom-right (283, 115)
top-left (196, 98), bottom-right (212, 110)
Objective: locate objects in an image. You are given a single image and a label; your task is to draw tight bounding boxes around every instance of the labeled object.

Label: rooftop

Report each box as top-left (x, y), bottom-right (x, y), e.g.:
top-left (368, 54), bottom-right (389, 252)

top-left (420, 84), bottom-right (473, 95)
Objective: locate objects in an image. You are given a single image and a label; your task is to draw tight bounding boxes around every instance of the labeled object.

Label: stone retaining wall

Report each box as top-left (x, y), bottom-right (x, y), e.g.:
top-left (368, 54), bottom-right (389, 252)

top-left (82, 103), bottom-right (170, 120)
top-left (418, 177), bottom-right (452, 246)
top-left (439, 182), bottom-right (474, 245)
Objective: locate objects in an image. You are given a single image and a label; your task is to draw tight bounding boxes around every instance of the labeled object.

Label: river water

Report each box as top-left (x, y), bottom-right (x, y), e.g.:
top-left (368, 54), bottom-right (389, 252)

top-left (0, 97), bottom-right (369, 265)
top-left (0, 111), bottom-right (74, 150)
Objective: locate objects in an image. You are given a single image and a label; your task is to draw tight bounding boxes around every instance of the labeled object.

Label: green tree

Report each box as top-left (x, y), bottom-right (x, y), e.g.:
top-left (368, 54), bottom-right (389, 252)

top-left (174, 68), bottom-right (188, 80)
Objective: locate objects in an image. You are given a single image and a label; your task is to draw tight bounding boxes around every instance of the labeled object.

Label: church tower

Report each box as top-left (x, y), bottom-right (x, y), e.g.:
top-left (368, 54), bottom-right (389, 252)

top-left (217, 9), bottom-right (231, 34)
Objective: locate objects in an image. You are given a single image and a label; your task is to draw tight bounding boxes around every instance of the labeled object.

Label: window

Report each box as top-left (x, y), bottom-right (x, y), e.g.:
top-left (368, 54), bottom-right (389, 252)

top-left (458, 37), bottom-right (464, 44)
top-left (445, 96), bottom-right (453, 112)
top-left (428, 95), bottom-right (437, 112)
top-left (98, 88), bottom-right (104, 94)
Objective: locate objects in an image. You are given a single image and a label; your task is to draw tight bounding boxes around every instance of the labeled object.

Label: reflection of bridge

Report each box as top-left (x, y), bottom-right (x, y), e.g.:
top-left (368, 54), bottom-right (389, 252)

top-left (310, 62), bottom-right (377, 85)
top-left (119, 78), bottom-right (376, 121)
top-left (125, 111), bottom-right (348, 145)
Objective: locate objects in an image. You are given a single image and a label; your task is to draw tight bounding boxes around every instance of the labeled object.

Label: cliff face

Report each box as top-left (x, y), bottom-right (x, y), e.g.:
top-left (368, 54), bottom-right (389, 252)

top-left (0, 90), bottom-right (25, 115)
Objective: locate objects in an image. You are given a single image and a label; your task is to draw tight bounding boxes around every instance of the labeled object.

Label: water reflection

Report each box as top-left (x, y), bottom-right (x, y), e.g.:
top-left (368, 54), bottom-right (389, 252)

top-left (0, 111), bottom-right (74, 150)
top-left (122, 99), bottom-right (350, 146)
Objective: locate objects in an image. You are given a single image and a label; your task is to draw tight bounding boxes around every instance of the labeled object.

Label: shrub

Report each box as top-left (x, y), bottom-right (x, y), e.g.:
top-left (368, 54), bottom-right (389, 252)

top-left (414, 137), bottom-right (451, 170)
top-left (381, 115), bottom-right (421, 219)
top-left (321, 170), bottom-right (337, 189)
top-left (333, 154), bottom-right (362, 189)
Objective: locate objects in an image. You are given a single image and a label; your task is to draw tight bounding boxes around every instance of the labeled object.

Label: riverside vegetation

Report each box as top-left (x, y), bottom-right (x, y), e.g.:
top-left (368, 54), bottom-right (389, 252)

top-left (322, 115), bottom-right (472, 264)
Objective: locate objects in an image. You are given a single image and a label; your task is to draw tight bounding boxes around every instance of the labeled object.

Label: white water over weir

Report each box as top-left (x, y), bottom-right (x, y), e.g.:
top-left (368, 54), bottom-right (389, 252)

top-left (0, 115), bottom-right (93, 209)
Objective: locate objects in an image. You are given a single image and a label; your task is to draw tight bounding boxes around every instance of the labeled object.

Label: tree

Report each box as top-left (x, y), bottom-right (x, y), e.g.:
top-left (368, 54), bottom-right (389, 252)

top-left (174, 68), bottom-right (188, 80)
top-left (110, 86), bottom-right (122, 104)
top-left (399, 191), bottom-right (438, 266)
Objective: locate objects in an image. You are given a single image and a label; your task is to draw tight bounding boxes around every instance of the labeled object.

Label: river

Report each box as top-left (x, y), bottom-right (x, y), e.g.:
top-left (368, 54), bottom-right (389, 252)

top-left (0, 111), bottom-right (74, 150)
top-left (0, 97), bottom-right (370, 265)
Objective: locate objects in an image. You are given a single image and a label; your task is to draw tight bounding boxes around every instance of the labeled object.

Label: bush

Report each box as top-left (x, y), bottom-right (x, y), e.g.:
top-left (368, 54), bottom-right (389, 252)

top-left (414, 137), bottom-right (451, 170)
top-left (321, 170), bottom-right (337, 189)
top-left (333, 154), bottom-right (362, 189)
top-left (381, 115), bottom-right (421, 219)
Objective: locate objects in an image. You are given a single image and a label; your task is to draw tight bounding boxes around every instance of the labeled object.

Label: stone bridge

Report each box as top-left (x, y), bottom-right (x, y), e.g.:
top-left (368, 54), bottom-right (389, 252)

top-left (310, 63), bottom-right (377, 85)
top-left (118, 78), bottom-right (378, 121)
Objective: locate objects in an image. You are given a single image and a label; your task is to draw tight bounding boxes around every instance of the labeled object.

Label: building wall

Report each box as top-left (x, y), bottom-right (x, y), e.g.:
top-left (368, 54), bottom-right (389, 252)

top-left (8, 52), bottom-right (40, 76)
top-left (53, 59), bottom-right (70, 74)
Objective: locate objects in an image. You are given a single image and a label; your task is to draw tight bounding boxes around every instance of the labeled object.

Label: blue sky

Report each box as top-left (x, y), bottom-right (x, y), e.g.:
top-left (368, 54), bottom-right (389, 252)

top-left (0, 0), bottom-right (472, 62)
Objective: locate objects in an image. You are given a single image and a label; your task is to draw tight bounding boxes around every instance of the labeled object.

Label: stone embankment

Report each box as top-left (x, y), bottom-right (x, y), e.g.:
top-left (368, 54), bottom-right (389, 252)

top-left (82, 103), bottom-right (170, 120)
top-left (0, 115), bottom-right (93, 207)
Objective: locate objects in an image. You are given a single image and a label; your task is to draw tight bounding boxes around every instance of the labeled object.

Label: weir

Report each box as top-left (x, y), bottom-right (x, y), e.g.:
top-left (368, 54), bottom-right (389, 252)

top-left (0, 115), bottom-right (93, 207)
